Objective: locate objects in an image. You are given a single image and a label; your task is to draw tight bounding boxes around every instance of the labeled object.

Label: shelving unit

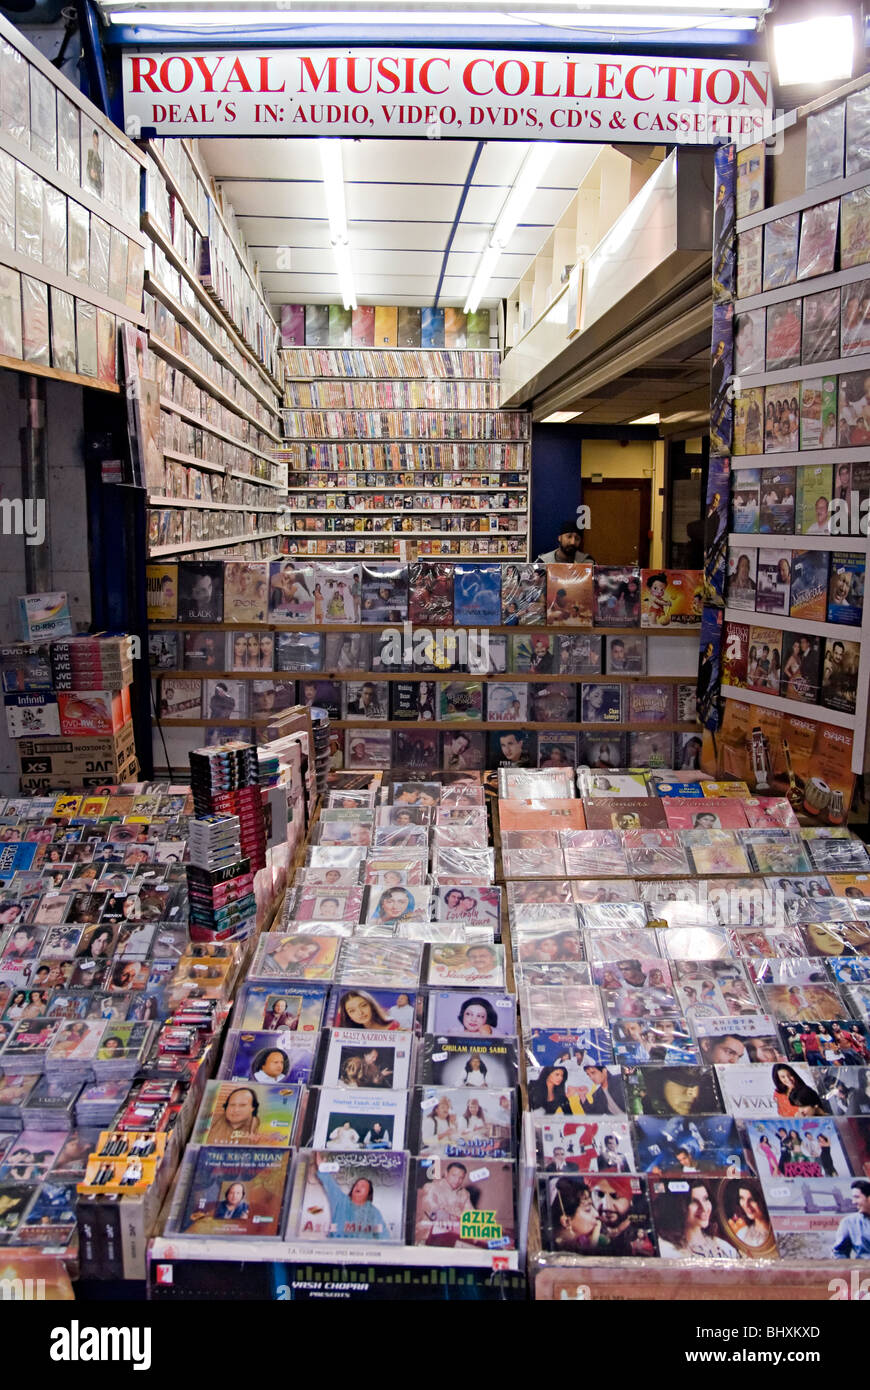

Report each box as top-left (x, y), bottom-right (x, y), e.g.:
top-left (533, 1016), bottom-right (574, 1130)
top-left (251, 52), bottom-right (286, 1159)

top-left (712, 81), bottom-right (870, 793)
top-left (139, 136), bottom-right (285, 566)
top-left (280, 344), bottom-right (531, 560)
top-left (0, 16), bottom-right (147, 383)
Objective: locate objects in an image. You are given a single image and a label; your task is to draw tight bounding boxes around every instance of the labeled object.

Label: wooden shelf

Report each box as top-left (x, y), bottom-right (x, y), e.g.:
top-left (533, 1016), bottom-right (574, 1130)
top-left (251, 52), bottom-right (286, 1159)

top-left (148, 496), bottom-right (282, 514)
top-left (736, 163), bottom-right (870, 234)
top-left (284, 484), bottom-right (528, 493)
top-left (142, 207), bottom-right (282, 398)
top-left (150, 335), bottom-right (281, 443)
top-left (281, 529), bottom-right (524, 539)
top-left (0, 353), bottom-right (120, 393)
top-left (331, 719), bottom-right (697, 732)
top-left (0, 127), bottom-right (145, 249)
top-left (727, 532), bottom-right (870, 550)
top-left (721, 681), bottom-right (856, 728)
top-left (158, 396), bottom-right (279, 469)
top-left (731, 446), bottom-right (870, 468)
top-left (149, 669), bottom-right (693, 684)
top-left (148, 621), bottom-right (701, 636)
top-left (162, 447), bottom-right (284, 491)
top-left (723, 605), bottom-right (860, 638)
top-left (737, 348), bottom-right (870, 390)
top-left (146, 271), bottom-right (280, 420)
top-left (148, 530), bottom-right (282, 558)
top-left (0, 244), bottom-right (145, 329)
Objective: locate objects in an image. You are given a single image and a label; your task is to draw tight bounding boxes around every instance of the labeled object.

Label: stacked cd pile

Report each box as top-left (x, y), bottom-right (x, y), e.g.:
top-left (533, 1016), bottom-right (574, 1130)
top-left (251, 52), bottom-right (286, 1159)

top-left (187, 742), bottom-right (265, 940)
top-left (310, 706), bottom-right (331, 800)
top-left (188, 814), bottom-right (242, 871)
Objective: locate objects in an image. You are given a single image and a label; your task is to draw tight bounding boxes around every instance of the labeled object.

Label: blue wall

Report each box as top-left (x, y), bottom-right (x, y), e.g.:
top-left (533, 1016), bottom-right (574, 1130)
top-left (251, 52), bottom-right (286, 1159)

top-left (530, 424), bottom-right (583, 561)
top-left (530, 423), bottom-right (661, 560)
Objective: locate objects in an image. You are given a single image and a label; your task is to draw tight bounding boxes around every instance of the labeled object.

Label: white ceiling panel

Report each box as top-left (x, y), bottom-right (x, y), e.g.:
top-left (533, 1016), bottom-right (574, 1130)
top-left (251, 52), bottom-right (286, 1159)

top-left (342, 139), bottom-right (479, 183)
top-left (195, 137), bottom-right (617, 313)
top-left (471, 143), bottom-right (528, 187)
top-left (237, 217), bottom-right (334, 249)
top-left (259, 246), bottom-right (446, 276)
top-left (263, 271), bottom-right (449, 295)
top-left (203, 137), bottom-right (323, 181)
top-left (217, 182), bottom-right (322, 218)
top-left (444, 249), bottom-right (530, 278)
top-left (343, 182), bottom-right (463, 222)
top-left (449, 224), bottom-right (541, 255)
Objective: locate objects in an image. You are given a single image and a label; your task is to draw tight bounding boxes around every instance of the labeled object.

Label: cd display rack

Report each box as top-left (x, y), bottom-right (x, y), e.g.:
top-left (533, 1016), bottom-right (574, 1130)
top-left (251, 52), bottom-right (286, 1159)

top-left (138, 136), bottom-right (286, 563)
top-left (0, 15), bottom-right (147, 391)
top-left (710, 78), bottom-right (870, 783)
top-left (280, 343), bottom-right (531, 560)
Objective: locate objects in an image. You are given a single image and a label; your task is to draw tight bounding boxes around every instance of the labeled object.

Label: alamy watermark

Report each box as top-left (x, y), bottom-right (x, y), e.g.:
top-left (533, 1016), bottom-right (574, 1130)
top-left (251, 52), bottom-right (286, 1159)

top-left (381, 622), bottom-right (490, 670)
top-left (0, 497), bottom-right (45, 546)
top-left (49, 1320), bottom-right (152, 1370)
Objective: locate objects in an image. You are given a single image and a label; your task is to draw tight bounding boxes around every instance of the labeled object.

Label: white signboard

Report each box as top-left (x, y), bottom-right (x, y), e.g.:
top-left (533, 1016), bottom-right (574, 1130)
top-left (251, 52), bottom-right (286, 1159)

top-left (122, 47), bottom-right (771, 143)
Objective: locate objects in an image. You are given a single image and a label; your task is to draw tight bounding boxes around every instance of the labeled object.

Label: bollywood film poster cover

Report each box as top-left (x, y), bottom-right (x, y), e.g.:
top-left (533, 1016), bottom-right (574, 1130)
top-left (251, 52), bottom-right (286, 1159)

top-left (538, 1116), bottom-right (634, 1172)
top-left (822, 637), bottom-right (860, 714)
top-left (650, 1176), bottom-right (778, 1258)
top-left (641, 570), bottom-right (702, 628)
top-left (731, 469), bottom-right (760, 532)
top-left (744, 1116), bottom-right (851, 1181)
top-left (802, 287), bottom-right (840, 364)
top-left (735, 309), bottom-right (765, 378)
top-left (765, 299), bottom-right (801, 371)
top-left (755, 548), bottom-right (791, 616)
top-left (759, 466), bottom-right (796, 532)
top-left (500, 564), bottom-right (545, 625)
top-left (827, 552), bottom-right (865, 625)
top-left (727, 545), bottom-right (757, 611)
top-left (780, 631), bottom-right (822, 704)
top-left (453, 565), bottom-right (502, 626)
top-left (546, 564), bottom-right (593, 626)
top-left (539, 1172), bottom-right (655, 1256)
top-left (800, 376), bottom-right (838, 450)
top-left (763, 391), bottom-right (799, 456)
top-left (593, 567), bottom-right (641, 626)
top-left (633, 1114), bottom-right (750, 1176)
top-left (733, 389), bottom-right (764, 456)
top-left (790, 549), bottom-right (830, 623)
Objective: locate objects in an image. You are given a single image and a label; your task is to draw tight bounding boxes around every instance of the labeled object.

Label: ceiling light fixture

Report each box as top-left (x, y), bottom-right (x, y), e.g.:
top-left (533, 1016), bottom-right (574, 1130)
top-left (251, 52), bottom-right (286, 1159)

top-left (464, 142), bottom-right (558, 313)
top-left (541, 410), bottom-right (583, 422)
top-left (319, 138), bottom-right (356, 310)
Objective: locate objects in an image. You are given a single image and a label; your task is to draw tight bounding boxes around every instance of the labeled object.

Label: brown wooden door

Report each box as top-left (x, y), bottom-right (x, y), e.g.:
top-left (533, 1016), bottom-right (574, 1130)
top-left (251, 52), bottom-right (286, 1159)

top-left (582, 479), bottom-right (651, 566)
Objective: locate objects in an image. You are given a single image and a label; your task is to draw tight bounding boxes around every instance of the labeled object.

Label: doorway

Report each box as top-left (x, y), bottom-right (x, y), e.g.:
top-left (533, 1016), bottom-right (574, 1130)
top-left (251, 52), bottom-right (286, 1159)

top-left (581, 478), bottom-right (651, 567)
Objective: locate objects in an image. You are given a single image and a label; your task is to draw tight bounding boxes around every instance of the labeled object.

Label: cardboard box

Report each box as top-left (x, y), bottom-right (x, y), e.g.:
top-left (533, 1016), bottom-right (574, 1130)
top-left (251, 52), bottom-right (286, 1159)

top-left (57, 687), bottom-right (132, 736)
top-left (4, 692), bottom-right (60, 738)
top-left (16, 720), bottom-right (137, 783)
